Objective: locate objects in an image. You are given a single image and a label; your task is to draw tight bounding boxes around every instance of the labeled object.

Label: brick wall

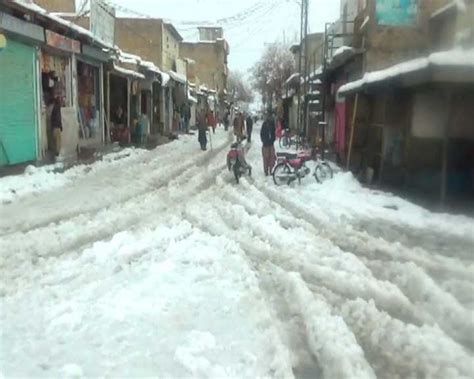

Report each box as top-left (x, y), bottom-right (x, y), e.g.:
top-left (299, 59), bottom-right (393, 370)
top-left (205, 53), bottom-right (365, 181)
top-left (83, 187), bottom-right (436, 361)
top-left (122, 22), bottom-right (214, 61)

top-left (179, 41), bottom-right (228, 93)
top-left (34, 0), bottom-right (75, 12)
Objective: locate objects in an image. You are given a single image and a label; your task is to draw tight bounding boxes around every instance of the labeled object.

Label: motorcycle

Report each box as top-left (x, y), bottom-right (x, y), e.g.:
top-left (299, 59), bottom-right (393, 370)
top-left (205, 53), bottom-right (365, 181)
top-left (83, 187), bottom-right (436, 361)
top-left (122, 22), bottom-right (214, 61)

top-left (227, 138), bottom-right (252, 184)
top-left (272, 150), bottom-right (333, 186)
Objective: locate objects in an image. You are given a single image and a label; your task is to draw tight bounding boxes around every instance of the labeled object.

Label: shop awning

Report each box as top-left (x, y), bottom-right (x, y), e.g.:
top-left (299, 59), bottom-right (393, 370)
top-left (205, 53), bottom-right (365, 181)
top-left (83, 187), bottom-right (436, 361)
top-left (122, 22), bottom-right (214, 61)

top-left (112, 63), bottom-right (145, 80)
top-left (338, 48), bottom-right (474, 97)
top-left (168, 70), bottom-right (187, 84)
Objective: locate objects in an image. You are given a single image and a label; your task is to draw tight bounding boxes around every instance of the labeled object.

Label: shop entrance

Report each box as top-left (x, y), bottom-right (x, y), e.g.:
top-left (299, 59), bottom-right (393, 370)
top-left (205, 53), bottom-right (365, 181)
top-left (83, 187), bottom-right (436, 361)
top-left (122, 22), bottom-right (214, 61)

top-left (109, 73), bottom-right (129, 144)
top-left (40, 50), bottom-right (71, 157)
top-left (77, 60), bottom-right (101, 144)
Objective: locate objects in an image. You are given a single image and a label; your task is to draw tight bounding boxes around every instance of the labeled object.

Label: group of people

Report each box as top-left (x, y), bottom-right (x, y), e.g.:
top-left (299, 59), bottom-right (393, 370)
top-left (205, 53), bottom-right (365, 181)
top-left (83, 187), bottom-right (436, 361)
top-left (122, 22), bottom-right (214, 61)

top-left (197, 108), bottom-right (254, 151)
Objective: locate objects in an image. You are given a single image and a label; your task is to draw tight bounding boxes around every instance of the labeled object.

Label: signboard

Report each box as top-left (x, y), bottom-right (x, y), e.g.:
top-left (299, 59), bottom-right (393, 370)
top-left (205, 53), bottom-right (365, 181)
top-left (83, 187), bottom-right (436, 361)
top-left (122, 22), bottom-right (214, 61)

top-left (90, 0), bottom-right (115, 46)
top-left (45, 30), bottom-right (80, 53)
top-left (376, 0), bottom-right (418, 26)
top-left (0, 11), bottom-right (45, 43)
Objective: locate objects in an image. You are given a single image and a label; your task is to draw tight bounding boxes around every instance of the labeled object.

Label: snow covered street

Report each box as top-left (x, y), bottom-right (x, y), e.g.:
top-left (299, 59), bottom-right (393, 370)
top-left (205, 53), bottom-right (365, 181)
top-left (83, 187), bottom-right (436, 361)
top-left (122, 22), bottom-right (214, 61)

top-left (1, 125), bottom-right (473, 378)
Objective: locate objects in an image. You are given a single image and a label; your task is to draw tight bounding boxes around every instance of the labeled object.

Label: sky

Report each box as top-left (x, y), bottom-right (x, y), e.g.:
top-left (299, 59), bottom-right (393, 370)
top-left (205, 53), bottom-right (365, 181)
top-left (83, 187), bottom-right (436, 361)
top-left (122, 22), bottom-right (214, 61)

top-left (80, 0), bottom-right (341, 74)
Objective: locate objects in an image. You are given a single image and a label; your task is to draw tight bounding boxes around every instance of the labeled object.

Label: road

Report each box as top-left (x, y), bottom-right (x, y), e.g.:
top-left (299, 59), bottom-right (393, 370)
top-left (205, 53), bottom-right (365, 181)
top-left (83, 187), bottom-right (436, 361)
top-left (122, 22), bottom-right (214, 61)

top-left (1, 125), bottom-right (473, 378)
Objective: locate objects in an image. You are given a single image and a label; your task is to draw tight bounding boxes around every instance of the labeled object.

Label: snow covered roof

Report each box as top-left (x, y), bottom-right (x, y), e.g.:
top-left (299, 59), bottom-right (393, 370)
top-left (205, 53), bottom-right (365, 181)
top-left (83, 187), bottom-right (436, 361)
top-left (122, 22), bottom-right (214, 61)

top-left (338, 48), bottom-right (474, 96)
top-left (168, 70), bottom-right (187, 84)
top-left (112, 63), bottom-right (145, 80)
top-left (11, 0), bottom-right (114, 50)
top-left (430, 0), bottom-right (466, 20)
top-left (284, 73), bottom-right (300, 86)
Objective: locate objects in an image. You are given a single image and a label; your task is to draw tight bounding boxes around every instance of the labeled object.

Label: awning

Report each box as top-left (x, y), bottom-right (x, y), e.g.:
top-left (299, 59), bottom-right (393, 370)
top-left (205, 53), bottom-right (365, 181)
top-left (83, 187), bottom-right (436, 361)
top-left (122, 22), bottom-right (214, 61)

top-left (338, 48), bottom-right (474, 97)
top-left (112, 63), bottom-right (145, 80)
top-left (160, 72), bottom-right (171, 86)
top-left (188, 94), bottom-right (198, 104)
top-left (168, 70), bottom-right (187, 84)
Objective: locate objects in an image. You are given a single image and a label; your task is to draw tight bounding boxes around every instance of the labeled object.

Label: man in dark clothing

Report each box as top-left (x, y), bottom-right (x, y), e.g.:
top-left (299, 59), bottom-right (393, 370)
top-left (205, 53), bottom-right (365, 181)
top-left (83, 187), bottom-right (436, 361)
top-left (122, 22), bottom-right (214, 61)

top-left (197, 110), bottom-right (208, 151)
top-left (246, 114), bottom-right (254, 143)
top-left (51, 96), bottom-right (63, 157)
top-left (260, 114), bottom-right (276, 176)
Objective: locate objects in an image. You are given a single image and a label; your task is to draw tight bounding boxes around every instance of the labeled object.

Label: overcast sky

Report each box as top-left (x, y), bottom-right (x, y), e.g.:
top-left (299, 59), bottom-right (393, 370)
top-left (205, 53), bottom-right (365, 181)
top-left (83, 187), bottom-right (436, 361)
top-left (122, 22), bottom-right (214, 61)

top-left (84, 0), bottom-right (341, 74)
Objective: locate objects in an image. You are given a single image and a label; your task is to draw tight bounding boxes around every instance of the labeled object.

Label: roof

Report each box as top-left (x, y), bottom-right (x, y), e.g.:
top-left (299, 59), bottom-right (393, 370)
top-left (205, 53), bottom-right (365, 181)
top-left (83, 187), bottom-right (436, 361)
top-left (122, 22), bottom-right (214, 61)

top-left (168, 70), bottom-right (187, 84)
top-left (338, 48), bottom-right (474, 96)
top-left (430, 0), bottom-right (465, 20)
top-left (9, 0), bottom-right (114, 50)
top-left (164, 22), bottom-right (183, 42)
top-left (112, 63), bottom-right (145, 79)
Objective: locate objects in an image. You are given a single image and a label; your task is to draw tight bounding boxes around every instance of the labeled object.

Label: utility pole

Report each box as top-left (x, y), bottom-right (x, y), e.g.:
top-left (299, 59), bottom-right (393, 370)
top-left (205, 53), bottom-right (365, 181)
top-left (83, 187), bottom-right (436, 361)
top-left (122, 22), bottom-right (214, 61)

top-left (302, 0), bottom-right (309, 137)
top-left (296, 0), bottom-right (304, 133)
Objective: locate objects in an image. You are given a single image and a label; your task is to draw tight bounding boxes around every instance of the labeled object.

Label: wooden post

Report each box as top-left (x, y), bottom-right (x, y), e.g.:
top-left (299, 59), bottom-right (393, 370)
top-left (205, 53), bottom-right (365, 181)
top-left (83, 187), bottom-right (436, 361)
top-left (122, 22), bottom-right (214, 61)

top-left (106, 71), bottom-right (110, 143)
top-left (346, 93), bottom-right (359, 170)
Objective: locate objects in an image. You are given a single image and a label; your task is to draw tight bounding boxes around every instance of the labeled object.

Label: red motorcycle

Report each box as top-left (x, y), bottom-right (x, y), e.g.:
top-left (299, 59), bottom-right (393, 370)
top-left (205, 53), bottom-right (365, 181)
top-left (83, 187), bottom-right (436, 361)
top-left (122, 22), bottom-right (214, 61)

top-left (272, 150), bottom-right (333, 186)
top-left (227, 139), bottom-right (252, 184)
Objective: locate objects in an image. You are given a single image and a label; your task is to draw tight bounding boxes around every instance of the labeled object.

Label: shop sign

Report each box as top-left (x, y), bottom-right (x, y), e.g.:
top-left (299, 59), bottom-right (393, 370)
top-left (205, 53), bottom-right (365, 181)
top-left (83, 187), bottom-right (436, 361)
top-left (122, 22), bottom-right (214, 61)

top-left (0, 34), bottom-right (6, 53)
top-left (376, 0), bottom-right (418, 26)
top-left (90, 0), bottom-right (115, 46)
top-left (0, 11), bottom-right (45, 42)
top-left (45, 30), bottom-right (80, 53)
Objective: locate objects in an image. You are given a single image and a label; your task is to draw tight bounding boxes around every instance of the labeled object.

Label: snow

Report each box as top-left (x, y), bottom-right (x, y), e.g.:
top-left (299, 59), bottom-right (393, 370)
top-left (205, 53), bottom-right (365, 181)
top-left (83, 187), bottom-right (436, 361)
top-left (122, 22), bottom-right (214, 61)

top-left (338, 48), bottom-right (474, 95)
top-left (168, 70), bottom-right (187, 84)
top-left (112, 63), bottom-right (146, 79)
top-left (1, 125), bottom-right (473, 377)
top-left (331, 45), bottom-right (354, 61)
top-left (360, 15), bottom-right (370, 31)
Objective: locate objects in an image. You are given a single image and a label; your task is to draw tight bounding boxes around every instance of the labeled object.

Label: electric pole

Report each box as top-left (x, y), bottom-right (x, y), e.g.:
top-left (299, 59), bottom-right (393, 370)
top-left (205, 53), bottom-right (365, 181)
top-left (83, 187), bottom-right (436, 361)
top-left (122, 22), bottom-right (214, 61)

top-left (296, 0), bottom-right (309, 135)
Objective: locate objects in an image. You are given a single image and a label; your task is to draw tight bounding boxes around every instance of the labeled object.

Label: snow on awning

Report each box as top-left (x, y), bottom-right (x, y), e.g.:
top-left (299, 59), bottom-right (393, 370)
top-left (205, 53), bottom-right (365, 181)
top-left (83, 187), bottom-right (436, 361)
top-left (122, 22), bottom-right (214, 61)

top-left (11, 0), bottom-right (114, 50)
top-left (285, 73), bottom-right (300, 86)
top-left (168, 70), bottom-right (187, 84)
top-left (338, 48), bottom-right (474, 96)
top-left (188, 93), bottom-right (198, 103)
top-left (112, 64), bottom-right (145, 80)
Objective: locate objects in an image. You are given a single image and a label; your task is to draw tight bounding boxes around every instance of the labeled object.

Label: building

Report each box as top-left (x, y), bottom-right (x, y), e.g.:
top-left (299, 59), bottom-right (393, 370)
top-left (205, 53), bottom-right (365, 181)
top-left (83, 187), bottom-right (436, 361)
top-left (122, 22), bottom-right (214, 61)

top-left (179, 27), bottom-right (229, 103)
top-left (327, 0), bottom-right (474, 205)
top-left (32, 0), bottom-right (75, 12)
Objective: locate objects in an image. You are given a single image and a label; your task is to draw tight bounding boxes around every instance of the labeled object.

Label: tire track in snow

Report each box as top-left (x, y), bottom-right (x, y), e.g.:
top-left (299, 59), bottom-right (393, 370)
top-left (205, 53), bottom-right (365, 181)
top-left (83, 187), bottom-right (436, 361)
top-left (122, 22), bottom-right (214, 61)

top-left (0, 140), bottom-right (233, 295)
top-left (0, 132), bottom-right (232, 236)
top-left (188, 180), bottom-right (473, 377)
top-left (253, 181), bottom-right (473, 281)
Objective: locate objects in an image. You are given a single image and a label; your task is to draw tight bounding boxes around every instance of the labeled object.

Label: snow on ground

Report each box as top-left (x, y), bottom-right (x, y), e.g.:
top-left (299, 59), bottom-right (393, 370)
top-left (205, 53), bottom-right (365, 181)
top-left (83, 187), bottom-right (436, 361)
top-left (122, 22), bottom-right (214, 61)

top-left (0, 125), bottom-right (473, 378)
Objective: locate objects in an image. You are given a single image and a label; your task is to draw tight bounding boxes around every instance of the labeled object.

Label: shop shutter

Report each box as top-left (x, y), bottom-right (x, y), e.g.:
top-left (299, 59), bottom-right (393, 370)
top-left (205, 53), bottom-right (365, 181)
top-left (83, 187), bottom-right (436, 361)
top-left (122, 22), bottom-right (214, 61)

top-left (0, 39), bottom-right (37, 165)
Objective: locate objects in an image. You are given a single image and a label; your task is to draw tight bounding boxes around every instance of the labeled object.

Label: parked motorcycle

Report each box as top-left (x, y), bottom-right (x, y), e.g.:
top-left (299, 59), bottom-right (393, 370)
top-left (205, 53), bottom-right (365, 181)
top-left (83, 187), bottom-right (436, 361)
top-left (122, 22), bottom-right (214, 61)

top-left (272, 150), bottom-right (333, 186)
top-left (227, 138), bottom-right (252, 184)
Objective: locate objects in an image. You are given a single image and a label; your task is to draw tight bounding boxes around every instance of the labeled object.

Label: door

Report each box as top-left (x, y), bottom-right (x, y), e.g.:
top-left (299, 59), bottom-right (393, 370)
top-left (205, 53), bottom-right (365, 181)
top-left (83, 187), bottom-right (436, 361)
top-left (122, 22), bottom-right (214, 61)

top-left (0, 39), bottom-right (38, 165)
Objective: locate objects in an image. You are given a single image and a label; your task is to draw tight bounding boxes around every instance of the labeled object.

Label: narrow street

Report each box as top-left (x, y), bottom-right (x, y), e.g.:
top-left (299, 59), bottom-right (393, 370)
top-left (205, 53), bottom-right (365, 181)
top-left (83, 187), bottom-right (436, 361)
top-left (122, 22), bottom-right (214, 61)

top-left (1, 125), bottom-right (473, 378)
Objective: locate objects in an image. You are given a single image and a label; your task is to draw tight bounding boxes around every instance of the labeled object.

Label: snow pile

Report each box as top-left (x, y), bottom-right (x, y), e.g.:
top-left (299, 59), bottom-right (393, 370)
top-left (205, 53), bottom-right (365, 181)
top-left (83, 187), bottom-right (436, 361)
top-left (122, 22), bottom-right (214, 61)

top-left (338, 48), bottom-right (474, 95)
top-left (283, 271), bottom-right (376, 379)
top-left (0, 148), bottom-right (147, 204)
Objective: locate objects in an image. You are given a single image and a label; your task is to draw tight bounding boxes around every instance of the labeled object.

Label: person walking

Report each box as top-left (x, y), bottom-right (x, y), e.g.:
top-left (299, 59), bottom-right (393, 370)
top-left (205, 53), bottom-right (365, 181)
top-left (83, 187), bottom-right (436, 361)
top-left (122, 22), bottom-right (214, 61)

top-left (233, 112), bottom-right (245, 141)
top-left (260, 113), bottom-right (276, 176)
top-left (207, 110), bottom-right (217, 134)
top-left (197, 110), bottom-right (208, 151)
top-left (246, 113), bottom-right (254, 143)
top-left (51, 96), bottom-right (63, 157)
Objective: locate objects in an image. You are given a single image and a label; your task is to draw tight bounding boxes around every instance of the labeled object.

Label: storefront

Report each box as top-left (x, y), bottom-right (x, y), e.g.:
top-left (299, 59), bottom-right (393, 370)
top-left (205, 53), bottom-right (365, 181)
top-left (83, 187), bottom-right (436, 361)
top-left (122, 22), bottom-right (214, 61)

top-left (107, 64), bottom-right (145, 145)
top-left (0, 12), bottom-right (44, 166)
top-left (76, 56), bottom-right (103, 147)
top-left (40, 30), bottom-right (80, 159)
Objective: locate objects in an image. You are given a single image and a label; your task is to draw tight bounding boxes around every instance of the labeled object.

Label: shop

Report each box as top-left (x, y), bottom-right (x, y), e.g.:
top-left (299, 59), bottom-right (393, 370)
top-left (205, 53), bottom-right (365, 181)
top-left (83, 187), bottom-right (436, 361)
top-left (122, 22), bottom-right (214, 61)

top-left (0, 10), bottom-right (46, 166)
top-left (76, 57), bottom-right (103, 147)
top-left (107, 64), bottom-right (145, 145)
top-left (40, 30), bottom-right (80, 159)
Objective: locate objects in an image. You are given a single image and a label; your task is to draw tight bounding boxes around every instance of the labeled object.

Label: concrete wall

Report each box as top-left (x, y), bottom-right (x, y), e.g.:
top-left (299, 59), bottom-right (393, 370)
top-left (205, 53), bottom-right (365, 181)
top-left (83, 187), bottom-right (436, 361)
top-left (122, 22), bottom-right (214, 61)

top-left (362, 0), bottom-right (452, 71)
top-left (162, 24), bottom-right (181, 71)
top-left (115, 18), bottom-right (164, 69)
top-left (179, 41), bottom-right (228, 94)
top-left (34, 0), bottom-right (75, 12)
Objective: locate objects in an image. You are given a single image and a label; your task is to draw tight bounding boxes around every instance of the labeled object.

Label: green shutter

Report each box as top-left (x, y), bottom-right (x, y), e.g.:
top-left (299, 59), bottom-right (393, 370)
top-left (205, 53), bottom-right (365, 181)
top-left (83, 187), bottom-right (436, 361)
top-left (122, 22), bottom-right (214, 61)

top-left (0, 39), bottom-right (38, 165)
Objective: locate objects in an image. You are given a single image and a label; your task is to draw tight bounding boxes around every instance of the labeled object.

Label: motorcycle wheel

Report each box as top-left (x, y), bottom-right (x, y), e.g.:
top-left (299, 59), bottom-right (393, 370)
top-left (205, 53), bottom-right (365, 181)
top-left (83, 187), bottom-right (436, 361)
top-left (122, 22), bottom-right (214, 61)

top-left (273, 163), bottom-right (292, 186)
top-left (314, 161), bottom-right (333, 183)
top-left (233, 161), bottom-right (241, 184)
